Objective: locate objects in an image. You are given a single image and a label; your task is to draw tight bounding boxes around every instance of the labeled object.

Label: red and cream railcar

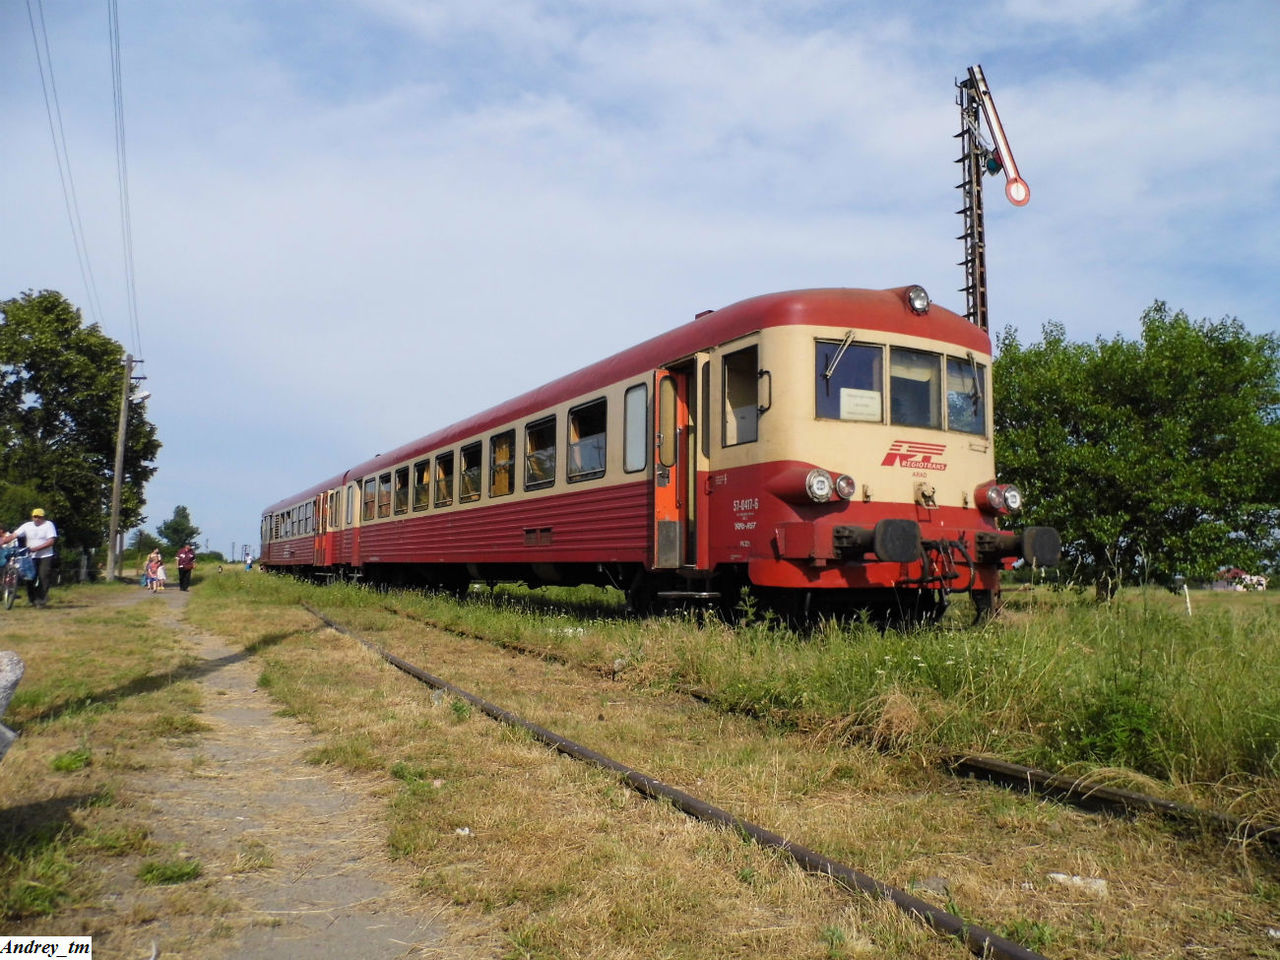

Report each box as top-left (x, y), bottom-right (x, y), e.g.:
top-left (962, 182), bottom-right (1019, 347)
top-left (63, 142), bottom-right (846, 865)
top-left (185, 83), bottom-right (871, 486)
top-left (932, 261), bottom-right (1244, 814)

top-left (260, 286), bottom-right (1058, 620)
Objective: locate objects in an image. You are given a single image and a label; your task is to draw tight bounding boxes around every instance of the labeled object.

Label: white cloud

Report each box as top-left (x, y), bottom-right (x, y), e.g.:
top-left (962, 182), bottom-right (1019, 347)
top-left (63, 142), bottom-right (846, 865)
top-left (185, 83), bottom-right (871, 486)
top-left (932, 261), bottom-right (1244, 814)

top-left (1001, 0), bottom-right (1149, 27)
top-left (1, 0), bottom-right (1276, 552)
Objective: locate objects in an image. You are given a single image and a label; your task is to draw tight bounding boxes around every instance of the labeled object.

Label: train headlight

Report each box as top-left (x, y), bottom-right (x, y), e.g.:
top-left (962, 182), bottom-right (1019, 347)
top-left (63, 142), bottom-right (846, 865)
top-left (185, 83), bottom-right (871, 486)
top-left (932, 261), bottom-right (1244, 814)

top-left (977, 481), bottom-right (1024, 515)
top-left (805, 468), bottom-right (834, 503)
top-left (1001, 484), bottom-right (1023, 512)
top-left (984, 484), bottom-right (1006, 512)
top-left (835, 474), bottom-right (857, 500)
top-left (906, 285), bottom-right (931, 314)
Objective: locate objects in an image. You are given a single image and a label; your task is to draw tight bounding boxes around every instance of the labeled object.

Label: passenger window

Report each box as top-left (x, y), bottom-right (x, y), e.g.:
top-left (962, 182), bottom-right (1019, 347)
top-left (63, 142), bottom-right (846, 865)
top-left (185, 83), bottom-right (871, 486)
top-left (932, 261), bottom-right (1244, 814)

top-left (890, 347), bottom-right (942, 429)
top-left (346, 484), bottom-right (356, 525)
top-left (412, 459), bottom-right (431, 510)
top-left (459, 442), bottom-right (482, 502)
top-left (816, 340), bottom-right (883, 421)
top-left (362, 477), bottom-right (376, 522)
top-left (624, 383), bottom-right (647, 473)
top-left (946, 355), bottom-right (987, 435)
top-left (377, 471), bottom-right (392, 518)
top-left (490, 430), bottom-right (515, 497)
top-left (723, 346), bottom-right (759, 445)
top-left (434, 453), bottom-right (455, 508)
top-left (568, 398), bottom-right (607, 482)
top-left (525, 417), bottom-right (556, 490)
top-left (393, 466), bottom-right (410, 515)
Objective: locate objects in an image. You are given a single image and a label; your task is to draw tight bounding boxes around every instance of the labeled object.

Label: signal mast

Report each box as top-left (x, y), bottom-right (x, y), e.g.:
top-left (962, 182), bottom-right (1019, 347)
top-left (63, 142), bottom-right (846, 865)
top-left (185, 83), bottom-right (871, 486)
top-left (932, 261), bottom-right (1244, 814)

top-left (956, 64), bottom-right (1028, 331)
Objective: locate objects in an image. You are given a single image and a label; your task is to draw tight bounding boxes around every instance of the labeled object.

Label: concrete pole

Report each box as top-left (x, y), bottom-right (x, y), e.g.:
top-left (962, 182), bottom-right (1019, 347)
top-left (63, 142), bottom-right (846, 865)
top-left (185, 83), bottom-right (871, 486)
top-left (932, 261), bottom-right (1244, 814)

top-left (105, 354), bottom-right (133, 582)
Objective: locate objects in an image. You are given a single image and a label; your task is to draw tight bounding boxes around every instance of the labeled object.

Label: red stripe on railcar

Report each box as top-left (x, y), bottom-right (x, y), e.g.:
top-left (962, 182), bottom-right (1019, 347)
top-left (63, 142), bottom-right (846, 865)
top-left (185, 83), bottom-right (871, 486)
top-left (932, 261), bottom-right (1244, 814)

top-left (354, 481), bottom-right (650, 566)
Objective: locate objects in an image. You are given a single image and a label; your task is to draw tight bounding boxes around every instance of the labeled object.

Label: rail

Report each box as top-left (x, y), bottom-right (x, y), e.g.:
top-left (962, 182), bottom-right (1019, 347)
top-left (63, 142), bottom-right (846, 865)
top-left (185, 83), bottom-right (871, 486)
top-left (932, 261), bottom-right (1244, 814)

top-left (304, 603), bottom-right (1050, 960)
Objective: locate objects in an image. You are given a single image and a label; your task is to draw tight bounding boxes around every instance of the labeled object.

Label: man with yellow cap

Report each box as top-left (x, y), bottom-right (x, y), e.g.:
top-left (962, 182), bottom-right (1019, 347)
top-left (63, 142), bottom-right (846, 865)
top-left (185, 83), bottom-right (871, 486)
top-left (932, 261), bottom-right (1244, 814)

top-left (1, 509), bottom-right (58, 608)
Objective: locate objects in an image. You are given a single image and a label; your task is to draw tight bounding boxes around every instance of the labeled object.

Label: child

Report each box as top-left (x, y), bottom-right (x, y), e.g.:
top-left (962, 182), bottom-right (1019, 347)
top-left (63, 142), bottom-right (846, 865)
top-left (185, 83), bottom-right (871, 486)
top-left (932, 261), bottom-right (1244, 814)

top-left (146, 556), bottom-right (161, 591)
top-left (153, 559), bottom-right (167, 592)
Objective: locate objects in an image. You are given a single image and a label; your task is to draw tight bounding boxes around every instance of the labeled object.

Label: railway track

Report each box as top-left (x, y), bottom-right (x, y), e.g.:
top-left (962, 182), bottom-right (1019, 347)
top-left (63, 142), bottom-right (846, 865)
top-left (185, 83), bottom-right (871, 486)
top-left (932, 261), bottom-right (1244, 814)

top-left (304, 603), bottom-right (1050, 960)
top-left (376, 599), bottom-right (1280, 856)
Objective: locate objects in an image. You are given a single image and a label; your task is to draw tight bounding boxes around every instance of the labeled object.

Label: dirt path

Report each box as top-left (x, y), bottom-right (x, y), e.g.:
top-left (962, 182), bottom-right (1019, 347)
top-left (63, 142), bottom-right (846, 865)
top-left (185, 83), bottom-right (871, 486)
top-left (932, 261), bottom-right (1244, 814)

top-left (97, 588), bottom-right (495, 960)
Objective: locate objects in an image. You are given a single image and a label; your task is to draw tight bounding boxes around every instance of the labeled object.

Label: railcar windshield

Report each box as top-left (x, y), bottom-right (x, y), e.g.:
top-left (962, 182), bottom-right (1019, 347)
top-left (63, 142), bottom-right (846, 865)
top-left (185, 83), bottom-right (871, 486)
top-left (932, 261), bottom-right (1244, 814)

top-left (946, 355), bottom-right (987, 435)
top-left (814, 341), bottom-right (982, 434)
top-left (816, 340), bottom-right (882, 421)
top-left (890, 347), bottom-right (942, 429)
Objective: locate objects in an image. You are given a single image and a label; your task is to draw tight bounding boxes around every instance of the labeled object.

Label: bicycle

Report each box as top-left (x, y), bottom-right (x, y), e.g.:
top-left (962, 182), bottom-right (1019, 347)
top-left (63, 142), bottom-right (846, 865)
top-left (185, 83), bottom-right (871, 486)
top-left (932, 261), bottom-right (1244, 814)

top-left (2, 547), bottom-right (31, 610)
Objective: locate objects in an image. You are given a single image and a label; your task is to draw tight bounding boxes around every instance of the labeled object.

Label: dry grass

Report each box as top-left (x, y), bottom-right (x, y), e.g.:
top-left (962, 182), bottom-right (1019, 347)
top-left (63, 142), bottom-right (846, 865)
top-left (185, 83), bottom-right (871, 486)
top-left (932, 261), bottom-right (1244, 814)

top-left (180, 573), bottom-right (1280, 959)
top-left (0, 583), bottom-right (204, 923)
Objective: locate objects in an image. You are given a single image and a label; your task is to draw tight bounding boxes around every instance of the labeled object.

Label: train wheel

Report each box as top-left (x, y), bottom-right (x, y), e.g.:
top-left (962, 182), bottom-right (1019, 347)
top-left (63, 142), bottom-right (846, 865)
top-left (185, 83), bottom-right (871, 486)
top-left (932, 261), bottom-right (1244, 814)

top-left (971, 586), bottom-right (1001, 623)
top-left (625, 572), bottom-right (656, 617)
top-left (713, 577), bottom-right (743, 624)
top-left (878, 589), bottom-right (948, 631)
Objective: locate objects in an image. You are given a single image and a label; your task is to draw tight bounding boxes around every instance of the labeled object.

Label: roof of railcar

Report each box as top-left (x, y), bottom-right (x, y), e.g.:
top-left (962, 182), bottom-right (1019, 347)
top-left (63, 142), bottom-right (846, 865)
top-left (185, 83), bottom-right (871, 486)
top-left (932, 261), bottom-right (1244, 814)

top-left (262, 287), bottom-right (988, 514)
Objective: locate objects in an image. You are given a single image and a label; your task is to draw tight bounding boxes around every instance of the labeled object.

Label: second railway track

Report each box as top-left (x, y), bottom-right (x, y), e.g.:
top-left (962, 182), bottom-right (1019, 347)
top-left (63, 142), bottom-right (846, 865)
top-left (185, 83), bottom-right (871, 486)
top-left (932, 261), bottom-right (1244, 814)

top-left (290, 597), bottom-right (1280, 958)
top-left (371, 597), bottom-right (1280, 856)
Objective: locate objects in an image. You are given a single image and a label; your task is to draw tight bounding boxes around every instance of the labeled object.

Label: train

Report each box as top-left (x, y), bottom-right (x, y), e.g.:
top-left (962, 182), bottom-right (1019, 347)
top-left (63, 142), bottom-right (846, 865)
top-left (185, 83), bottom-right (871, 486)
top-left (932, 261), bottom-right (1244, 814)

top-left (259, 284), bottom-right (1060, 623)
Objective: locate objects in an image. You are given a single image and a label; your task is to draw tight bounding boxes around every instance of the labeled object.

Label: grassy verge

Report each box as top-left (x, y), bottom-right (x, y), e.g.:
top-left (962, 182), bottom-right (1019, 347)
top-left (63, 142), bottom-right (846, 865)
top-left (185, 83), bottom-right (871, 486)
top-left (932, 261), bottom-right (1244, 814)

top-left (231, 574), bottom-right (1280, 812)
top-left (182, 572), bottom-right (1280, 959)
top-left (0, 582), bottom-right (205, 923)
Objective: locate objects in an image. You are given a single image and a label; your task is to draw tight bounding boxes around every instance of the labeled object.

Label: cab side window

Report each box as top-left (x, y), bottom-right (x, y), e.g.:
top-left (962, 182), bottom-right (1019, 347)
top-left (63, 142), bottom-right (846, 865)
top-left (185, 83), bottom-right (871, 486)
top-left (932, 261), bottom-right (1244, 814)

top-left (723, 346), bottom-right (759, 445)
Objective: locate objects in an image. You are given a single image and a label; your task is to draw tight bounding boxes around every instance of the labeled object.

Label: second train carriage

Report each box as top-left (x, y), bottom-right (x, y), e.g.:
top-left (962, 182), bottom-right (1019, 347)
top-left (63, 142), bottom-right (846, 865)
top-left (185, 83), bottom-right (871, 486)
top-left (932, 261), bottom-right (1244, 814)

top-left (260, 285), bottom-right (1059, 621)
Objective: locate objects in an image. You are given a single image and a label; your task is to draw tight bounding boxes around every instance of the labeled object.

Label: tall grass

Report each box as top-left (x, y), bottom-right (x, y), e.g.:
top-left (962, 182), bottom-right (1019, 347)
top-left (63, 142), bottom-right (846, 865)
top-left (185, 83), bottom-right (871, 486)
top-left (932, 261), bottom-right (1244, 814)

top-left (205, 573), bottom-right (1279, 803)
top-left (657, 589), bottom-right (1280, 788)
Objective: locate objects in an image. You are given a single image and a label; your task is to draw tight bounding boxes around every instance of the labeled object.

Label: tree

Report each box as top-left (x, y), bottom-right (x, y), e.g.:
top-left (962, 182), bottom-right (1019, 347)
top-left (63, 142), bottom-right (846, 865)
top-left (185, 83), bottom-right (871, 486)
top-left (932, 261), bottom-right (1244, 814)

top-left (994, 301), bottom-right (1280, 593)
top-left (156, 505), bottom-right (201, 552)
top-left (0, 290), bottom-right (160, 551)
top-left (128, 529), bottom-right (162, 555)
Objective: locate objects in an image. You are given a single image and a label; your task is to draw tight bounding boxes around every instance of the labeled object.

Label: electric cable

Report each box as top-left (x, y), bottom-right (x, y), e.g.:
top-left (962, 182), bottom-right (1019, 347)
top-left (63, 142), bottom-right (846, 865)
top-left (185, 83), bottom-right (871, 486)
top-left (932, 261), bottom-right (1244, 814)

top-left (25, 0), bottom-right (107, 328)
top-left (108, 0), bottom-right (143, 358)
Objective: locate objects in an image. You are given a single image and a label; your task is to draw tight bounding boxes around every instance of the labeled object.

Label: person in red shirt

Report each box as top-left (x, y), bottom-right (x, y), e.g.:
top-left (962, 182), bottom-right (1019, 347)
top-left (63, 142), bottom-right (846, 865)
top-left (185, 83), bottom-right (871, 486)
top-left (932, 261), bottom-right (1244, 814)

top-left (176, 544), bottom-right (197, 592)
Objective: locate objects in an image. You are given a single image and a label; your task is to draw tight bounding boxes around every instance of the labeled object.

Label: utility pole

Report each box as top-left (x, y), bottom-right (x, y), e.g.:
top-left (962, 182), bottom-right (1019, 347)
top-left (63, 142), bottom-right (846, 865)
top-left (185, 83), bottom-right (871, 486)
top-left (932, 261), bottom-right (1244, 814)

top-left (105, 356), bottom-right (145, 581)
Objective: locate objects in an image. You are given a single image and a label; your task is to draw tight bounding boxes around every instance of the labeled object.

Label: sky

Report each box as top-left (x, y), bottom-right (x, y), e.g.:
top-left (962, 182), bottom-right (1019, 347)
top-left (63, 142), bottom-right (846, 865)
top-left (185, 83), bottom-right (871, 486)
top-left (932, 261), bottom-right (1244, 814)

top-left (2, 0), bottom-right (1278, 559)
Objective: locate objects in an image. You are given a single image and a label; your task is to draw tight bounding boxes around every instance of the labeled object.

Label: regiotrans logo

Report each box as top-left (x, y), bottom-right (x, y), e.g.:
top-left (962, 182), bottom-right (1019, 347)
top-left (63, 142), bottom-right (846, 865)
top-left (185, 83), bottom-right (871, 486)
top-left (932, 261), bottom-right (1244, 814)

top-left (881, 440), bottom-right (948, 470)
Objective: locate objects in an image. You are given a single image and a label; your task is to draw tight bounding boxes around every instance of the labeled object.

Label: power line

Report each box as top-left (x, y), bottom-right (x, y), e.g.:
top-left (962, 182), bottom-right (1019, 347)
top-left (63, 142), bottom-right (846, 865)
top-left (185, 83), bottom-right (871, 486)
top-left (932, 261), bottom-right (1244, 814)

top-left (108, 0), bottom-right (143, 358)
top-left (25, 0), bottom-right (107, 328)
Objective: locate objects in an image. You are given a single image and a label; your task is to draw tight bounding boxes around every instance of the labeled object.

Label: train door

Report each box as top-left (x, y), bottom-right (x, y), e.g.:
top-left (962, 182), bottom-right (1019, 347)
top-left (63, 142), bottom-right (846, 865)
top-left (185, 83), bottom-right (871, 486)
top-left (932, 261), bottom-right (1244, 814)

top-left (652, 360), bottom-right (708, 570)
top-left (347, 481), bottom-right (361, 568)
top-left (313, 493), bottom-right (327, 566)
